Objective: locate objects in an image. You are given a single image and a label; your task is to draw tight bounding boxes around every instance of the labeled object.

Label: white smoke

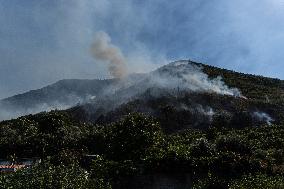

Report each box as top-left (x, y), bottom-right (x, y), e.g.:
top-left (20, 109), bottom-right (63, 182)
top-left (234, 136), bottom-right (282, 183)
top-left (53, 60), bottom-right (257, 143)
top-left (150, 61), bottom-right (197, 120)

top-left (0, 93), bottom-right (96, 121)
top-left (180, 103), bottom-right (215, 122)
top-left (252, 111), bottom-right (274, 125)
top-left (196, 105), bottom-right (215, 122)
top-left (148, 60), bottom-right (242, 97)
top-left (82, 60), bottom-right (244, 116)
top-left (0, 60), bottom-right (244, 121)
top-left (95, 61), bottom-right (243, 114)
top-left (0, 102), bottom-right (72, 121)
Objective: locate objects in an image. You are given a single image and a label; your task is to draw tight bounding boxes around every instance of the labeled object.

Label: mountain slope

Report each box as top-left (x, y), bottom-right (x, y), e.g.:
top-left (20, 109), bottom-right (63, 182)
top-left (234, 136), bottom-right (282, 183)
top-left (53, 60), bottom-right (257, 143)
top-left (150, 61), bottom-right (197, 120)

top-left (67, 61), bottom-right (284, 132)
top-left (1, 60), bottom-right (284, 188)
top-left (1, 60), bottom-right (284, 125)
top-left (0, 78), bottom-right (118, 120)
top-left (202, 64), bottom-right (284, 105)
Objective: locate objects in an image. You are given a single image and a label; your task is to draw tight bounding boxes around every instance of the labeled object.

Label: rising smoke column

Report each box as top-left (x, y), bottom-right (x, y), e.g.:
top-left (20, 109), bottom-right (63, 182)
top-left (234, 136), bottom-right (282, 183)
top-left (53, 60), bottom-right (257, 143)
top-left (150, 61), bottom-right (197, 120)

top-left (91, 31), bottom-right (128, 78)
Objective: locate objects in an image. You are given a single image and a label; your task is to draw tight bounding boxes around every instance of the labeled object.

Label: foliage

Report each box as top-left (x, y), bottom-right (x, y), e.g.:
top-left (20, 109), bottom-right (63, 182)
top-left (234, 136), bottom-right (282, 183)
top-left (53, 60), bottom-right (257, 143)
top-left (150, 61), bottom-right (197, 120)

top-left (1, 61), bottom-right (284, 187)
top-left (97, 113), bottom-right (163, 160)
top-left (229, 174), bottom-right (284, 189)
top-left (0, 162), bottom-right (110, 189)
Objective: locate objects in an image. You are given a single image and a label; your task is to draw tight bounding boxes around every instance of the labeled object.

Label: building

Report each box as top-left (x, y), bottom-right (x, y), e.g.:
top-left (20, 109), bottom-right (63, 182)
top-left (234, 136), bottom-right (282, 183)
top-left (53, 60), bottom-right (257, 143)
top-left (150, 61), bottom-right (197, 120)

top-left (0, 158), bottom-right (40, 173)
top-left (0, 164), bottom-right (26, 173)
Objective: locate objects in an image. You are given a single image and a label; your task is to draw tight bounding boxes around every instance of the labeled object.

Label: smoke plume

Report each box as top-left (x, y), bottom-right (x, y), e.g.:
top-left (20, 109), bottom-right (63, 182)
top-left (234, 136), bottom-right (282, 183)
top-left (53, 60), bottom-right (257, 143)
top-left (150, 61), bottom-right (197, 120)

top-left (91, 31), bottom-right (128, 78)
top-left (151, 61), bottom-right (242, 97)
top-left (252, 111), bottom-right (274, 125)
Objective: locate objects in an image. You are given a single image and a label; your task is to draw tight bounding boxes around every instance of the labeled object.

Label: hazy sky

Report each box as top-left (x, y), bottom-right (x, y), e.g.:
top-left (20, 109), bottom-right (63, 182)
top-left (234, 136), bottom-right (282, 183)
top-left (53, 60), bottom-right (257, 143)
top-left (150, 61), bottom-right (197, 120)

top-left (1, 0), bottom-right (284, 99)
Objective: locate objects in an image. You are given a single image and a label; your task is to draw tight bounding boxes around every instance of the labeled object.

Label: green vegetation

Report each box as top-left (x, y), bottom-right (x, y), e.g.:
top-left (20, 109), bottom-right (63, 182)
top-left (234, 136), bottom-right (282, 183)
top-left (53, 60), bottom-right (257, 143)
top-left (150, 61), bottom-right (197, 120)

top-left (0, 162), bottom-right (110, 189)
top-left (0, 111), bottom-right (283, 188)
top-left (1, 62), bottom-right (284, 188)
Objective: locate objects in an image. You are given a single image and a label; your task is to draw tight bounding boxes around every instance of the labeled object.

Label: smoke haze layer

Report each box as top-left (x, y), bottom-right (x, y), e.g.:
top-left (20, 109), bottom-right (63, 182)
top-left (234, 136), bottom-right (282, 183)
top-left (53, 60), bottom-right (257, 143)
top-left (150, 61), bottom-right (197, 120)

top-left (252, 111), bottom-right (274, 125)
top-left (1, 1), bottom-right (284, 98)
top-left (0, 61), bottom-right (243, 121)
top-left (151, 61), bottom-right (242, 97)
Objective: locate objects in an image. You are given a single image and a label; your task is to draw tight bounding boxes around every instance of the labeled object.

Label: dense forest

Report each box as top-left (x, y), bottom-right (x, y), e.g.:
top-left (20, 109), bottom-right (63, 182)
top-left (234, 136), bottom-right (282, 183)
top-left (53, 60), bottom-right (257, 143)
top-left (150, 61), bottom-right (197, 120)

top-left (0, 61), bottom-right (284, 188)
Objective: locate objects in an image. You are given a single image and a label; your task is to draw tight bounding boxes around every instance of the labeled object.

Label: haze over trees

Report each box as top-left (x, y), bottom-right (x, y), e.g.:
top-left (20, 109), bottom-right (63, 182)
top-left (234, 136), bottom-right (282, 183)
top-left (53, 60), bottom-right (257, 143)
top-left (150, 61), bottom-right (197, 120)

top-left (0, 61), bottom-right (284, 188)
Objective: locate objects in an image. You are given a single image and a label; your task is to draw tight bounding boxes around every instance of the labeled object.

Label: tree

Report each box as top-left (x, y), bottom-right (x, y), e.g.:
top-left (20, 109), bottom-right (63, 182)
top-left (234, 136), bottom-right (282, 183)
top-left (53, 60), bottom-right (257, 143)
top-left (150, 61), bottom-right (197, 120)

top-left (101, 113), bottom-right (163, 160)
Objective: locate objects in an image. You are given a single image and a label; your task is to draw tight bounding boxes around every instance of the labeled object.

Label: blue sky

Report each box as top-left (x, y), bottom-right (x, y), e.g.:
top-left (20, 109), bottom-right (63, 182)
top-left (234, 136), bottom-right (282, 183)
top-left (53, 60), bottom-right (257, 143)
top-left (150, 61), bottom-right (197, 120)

top-left (1, 0), bottom-right (284, 98)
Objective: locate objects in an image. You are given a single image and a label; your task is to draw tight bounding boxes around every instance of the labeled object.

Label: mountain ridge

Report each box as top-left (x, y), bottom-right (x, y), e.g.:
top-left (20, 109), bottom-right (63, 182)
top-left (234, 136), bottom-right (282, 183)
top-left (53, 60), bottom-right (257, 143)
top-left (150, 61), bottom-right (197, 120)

top-left (1, 60), bottom-right (284, 122)
top-left (1, 60), bottom-right (284, 188)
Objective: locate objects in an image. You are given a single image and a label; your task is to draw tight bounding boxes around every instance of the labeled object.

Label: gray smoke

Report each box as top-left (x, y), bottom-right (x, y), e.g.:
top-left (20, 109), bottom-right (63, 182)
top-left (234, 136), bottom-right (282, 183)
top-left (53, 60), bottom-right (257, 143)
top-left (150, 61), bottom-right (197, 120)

top-left (149, 61), bottom-right (243, 97)
top-left (0, 93), bottom-right (96, 121)
top-left (82, 60), bottom-right (244, 118)
top-left (0, 60), bottom-right (244, 121)
top-left (252, 111), bottom-right (274, 125)
top-left (180, 103), bottom-right (215, 122)
top-left (0, 103), bottom-right (70, 121)
top-left (91, 31), bottom-right (128, 78)
top-left (96, 60), bottom-right (244, 109)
